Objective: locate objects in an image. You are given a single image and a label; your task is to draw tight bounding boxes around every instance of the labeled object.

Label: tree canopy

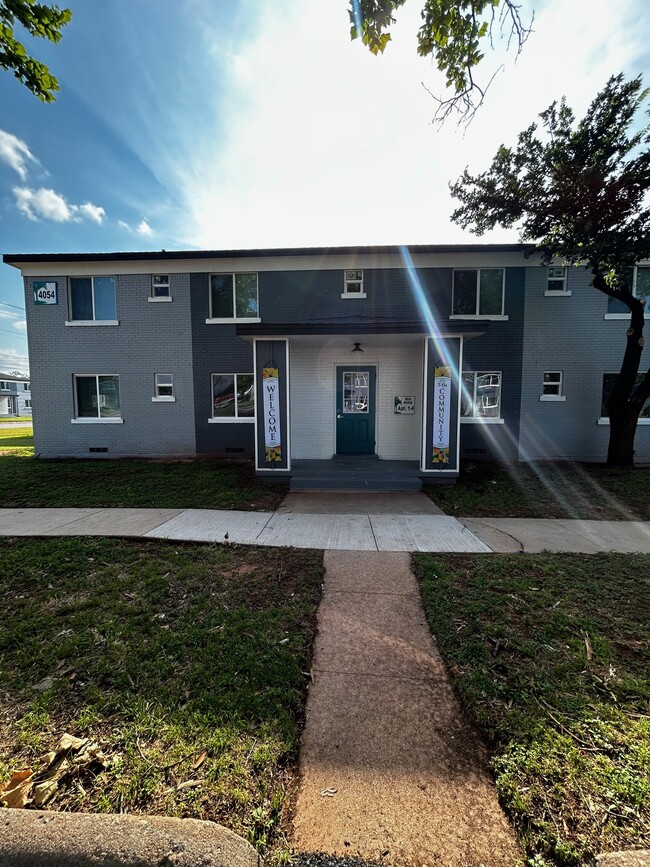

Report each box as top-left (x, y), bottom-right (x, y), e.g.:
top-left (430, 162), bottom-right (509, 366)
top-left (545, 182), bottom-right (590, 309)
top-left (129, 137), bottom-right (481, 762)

top-left (0, 0), bottom-right (71, 102)
top-left (348, 0), bottom-right (532, 121)
top-left (450, 74), bottom-right (650, 465)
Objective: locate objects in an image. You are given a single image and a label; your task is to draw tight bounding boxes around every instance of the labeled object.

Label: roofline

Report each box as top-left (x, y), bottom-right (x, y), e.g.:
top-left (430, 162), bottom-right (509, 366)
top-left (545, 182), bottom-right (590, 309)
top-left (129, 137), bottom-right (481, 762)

top-left (3, 243), bottom-right (534, 266)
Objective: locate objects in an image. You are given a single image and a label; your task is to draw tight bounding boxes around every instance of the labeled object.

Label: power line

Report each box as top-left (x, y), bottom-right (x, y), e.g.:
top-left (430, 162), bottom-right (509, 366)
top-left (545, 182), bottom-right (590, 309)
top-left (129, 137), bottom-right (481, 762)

top-left (0, 301), bottom-right (26, 312)
top-left (0, 327), bottom-right (27, 338)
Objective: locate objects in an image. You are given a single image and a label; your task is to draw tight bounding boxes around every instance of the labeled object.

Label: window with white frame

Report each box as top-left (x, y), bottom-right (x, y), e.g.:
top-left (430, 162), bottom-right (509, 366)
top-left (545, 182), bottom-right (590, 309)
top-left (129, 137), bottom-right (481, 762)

top-left (74, 375), bottom-right (121, 419)
top-left (601, 372), bottom-right (650, 420)
top-left (24, 399), bottom-right (31, 408)
top-left (23, 382), bottom-right (30, 390)
top-left (343, 269), bottom-right (365, 297)
top-left (153, 373), bottom-right (174, 400)
top-left (607, 266), bottom-right (650, 315)
top-left (69, 277), bottom-right (117, 321)
top-left (540, 370), bottom-right (565, 400)
top-left (452, 269), bottom-right (505, 317)
top-left (152, 275), bottom-right (170, 298)
top-left (461, 371), bottom-right (502, 418)
top-left (546, 266), bottom-right (569, 294)
top-left (211, 374), bottom-right (254, 419)
top-left (209, 274), bottom-right (258, 320)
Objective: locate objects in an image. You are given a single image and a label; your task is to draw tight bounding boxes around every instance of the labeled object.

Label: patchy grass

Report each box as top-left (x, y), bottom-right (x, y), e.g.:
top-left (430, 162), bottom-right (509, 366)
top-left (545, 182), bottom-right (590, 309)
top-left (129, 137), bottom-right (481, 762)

top-left (414, 553), bottom-right (650, 866)
top-left (0, 425), bottom-right (34, 456)
top-left (0, 538), bottom-right (323, 857)
top-left (0, 416), bottom-right (32, 423)
top-left (425, 460), bottom-right (650, 520)
top-left (0, 452), bottom-right (286, 510)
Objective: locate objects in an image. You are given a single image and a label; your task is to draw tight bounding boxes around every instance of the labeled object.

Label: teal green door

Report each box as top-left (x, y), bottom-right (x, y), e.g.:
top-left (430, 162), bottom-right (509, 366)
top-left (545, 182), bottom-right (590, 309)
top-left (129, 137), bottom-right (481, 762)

top-left (336, 366), bottom-right (376, 454)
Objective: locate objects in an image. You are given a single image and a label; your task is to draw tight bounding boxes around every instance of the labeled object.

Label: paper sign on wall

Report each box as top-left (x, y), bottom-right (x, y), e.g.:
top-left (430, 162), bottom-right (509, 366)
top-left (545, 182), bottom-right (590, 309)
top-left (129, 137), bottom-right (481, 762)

top-left (262, 365), bottom-right (282, 462)
top-left (33, 281), bottom-right (58, 305)
top-left (432, 365), bottom-right (451, 464)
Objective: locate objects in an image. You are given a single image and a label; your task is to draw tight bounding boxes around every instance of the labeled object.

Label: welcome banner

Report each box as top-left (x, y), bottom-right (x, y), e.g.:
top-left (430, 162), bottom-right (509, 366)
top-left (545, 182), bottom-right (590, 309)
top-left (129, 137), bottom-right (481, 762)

top-left (262, 365), bottom-right (282, 462)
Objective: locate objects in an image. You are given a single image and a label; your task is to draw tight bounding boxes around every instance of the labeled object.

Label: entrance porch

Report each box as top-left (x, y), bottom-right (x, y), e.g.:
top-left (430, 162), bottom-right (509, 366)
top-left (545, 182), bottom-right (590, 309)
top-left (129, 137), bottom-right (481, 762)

top-left (289, 457), bottom-right (425, 491)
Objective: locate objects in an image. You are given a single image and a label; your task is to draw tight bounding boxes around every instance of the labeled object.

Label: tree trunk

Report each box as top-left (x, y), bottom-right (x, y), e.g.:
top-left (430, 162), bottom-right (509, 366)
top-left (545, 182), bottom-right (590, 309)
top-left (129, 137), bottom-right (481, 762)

top-left (607, 406), bottom-right (640, 467)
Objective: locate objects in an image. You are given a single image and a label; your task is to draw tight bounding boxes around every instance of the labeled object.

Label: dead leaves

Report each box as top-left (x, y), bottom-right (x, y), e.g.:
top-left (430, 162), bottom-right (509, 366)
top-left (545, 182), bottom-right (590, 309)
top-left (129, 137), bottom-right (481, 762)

top-left (0, 732), bottom-right (109, 810)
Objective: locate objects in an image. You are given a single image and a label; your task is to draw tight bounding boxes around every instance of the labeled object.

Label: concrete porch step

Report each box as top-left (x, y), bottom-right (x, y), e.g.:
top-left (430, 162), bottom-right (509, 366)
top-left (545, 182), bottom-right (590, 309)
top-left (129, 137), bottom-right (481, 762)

top-left (289, 476), bottom-right (423, 491)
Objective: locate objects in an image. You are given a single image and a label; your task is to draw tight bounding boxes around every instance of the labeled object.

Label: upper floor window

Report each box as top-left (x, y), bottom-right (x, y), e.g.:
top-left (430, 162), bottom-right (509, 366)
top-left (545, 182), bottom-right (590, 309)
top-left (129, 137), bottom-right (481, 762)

top-left (0, 381), bottom-right (15, 391)
top-left (69, 277), bottom-right (116, 321)
top-left (601, 372), bottom-right (650, 420)
top-left (342, 270), bottom-right (366, 298)
top-left (546, 266), bottom-right (570, 295)
top-left (209, 273), bottom-right (259, 321)
top-left (461, 371), bottom-right (502, 419)
top-left (152, 275), bottom-right (170, 298)
top-left (23, 382), bottom-right (30, 391)
top-left (452, 269), bottom-right (505, 317)
top-left (607, 266), bottom-right (650, 315)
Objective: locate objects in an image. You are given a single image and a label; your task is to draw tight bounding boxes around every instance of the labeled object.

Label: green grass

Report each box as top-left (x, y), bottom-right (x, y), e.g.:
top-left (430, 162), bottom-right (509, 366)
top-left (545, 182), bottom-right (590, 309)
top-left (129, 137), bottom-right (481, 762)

top-left (0, 425), bottom-right (34, 456)
top-left (0, 448), bottom-right (286, 510)
top-left (425, 460), bottom-right (650, 519)
top-left (415, 553), bottom-right (650, 865)
top-left (0, 416), bottom-right (32, 423)
top-left (0, 538), bottom-right (323, 856)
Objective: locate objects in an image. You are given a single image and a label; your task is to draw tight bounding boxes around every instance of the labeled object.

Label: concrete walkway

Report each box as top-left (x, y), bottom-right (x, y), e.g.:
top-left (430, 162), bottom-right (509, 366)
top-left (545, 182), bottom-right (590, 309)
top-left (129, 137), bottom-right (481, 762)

top-left (291, 551), bottom-right (522, 865)
top-left (2, 505), bottom-right (650, 552)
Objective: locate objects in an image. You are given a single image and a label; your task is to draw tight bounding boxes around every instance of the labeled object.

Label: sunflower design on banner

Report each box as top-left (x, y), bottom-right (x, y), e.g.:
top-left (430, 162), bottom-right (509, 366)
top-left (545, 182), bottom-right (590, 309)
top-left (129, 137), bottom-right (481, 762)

top-left (432, 364), bottom-right (451, 464)
top-left (262, 365), bottom-right (282, 462)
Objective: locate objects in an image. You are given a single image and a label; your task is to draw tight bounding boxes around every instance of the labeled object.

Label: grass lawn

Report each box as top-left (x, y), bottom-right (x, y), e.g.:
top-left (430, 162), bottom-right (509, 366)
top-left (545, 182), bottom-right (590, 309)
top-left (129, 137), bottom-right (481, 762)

top-left (0, 538), bottom-right (323, 860)
top-left (415, 553), bottom-right (650, 866)
top-left (425, 460), bottom-right (650, 520)
top-left (0, 416), bottom-right (32, 423)
top-left (0, 439), bottom-right (286, 510)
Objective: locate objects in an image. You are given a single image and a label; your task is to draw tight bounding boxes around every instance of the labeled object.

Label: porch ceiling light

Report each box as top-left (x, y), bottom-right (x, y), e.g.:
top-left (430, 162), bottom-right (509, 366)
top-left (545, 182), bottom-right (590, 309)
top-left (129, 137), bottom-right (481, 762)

top-left (351, 342), bottom-right (364, 352)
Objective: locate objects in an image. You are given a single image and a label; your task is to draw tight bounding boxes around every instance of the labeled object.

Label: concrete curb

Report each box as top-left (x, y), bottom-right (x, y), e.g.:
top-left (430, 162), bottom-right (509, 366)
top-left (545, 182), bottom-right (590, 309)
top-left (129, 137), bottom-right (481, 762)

top-left (0, 809), bottom-right (261, 867)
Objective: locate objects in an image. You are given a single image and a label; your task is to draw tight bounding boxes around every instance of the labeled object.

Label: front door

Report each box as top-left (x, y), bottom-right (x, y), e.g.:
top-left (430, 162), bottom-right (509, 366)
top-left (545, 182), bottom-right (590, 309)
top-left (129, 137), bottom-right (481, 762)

top-left (336, 365), bottom-right (376, 454)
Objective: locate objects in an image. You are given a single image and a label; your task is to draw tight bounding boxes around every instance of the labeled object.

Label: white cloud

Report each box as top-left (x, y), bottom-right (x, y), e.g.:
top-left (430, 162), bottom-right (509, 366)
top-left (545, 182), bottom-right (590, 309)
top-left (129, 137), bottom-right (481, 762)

top-left (0, 346), bottom-right (29, 372)
top-left (12, 320), bottom-right (27, 332)
top-left (0, 309), bottom-right (20, 320)
top-left (118, 220), bottom-right (131, 231)
top-left (136, 219), bottom-right (154, 237)
top-left (13, 187), bottom-right (106, 224)
top-left (0, 130), bottom-right (39, 180)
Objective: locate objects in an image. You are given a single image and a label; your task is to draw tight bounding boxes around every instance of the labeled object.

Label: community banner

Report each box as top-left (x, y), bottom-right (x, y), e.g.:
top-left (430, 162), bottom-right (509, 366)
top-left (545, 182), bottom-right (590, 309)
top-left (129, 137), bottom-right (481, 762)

top-left (432, 364), bottom-right (451, 464)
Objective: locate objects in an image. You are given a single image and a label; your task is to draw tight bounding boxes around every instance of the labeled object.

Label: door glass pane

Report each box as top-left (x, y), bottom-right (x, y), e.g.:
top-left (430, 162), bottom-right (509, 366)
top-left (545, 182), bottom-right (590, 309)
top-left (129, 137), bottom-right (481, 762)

top-left (212, 374), bottom-right (235, 417)
top-left (479, 270), bottom-right (503, 315)
top-left (343, 371), bottom-right (369, 413)
top-left (70, 278), bottom-right (93, 320)
top-left (476, 372), bottom-right (501, 417)
top-left (237, 374), bottom-right (255, 417)
top-left (461, 372), bottom-right (475, 416)
top-left (211, 275), bottom-right (234, 318)
top-left (94, 277), bottom-right (116, 320)
top-left (75, 376), bottom-right (98, 417)
top-left (453, 270), bottom-right (477, 315)
top-left (235, 274), bottom-right (258, 318)
top-left (98, 375), bottom-right (120, 418)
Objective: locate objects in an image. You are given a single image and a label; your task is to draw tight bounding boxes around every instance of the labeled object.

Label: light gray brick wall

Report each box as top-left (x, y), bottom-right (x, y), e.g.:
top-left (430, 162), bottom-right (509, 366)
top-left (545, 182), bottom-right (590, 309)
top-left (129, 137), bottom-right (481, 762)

top-left (520, 266), bottom-right (650, 462)
top-left (24, 273), bottom-right (196, 458)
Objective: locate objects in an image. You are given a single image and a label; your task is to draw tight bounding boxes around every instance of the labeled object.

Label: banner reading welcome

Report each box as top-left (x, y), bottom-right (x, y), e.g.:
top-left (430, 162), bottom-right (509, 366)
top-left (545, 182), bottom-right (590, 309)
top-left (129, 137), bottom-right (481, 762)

top-left (262, 365), bottom-right (282, 462)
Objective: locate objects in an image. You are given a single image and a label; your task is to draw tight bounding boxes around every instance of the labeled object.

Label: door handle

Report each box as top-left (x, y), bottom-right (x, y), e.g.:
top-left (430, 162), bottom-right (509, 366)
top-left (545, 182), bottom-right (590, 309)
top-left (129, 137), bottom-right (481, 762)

top-left (336, 414), bottom-right (342, 419)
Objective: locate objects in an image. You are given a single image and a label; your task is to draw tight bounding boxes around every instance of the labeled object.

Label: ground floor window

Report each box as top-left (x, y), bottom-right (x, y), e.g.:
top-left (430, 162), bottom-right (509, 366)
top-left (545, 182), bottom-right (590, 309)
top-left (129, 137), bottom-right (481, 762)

top-left (74, 375), bottom-right (121, 419)
top-left (211, 373), bottom-right (254, 419)
top-left (601, 372), bottom-right (650, 418)
top-left (461, 371), bottom-right (502, 418)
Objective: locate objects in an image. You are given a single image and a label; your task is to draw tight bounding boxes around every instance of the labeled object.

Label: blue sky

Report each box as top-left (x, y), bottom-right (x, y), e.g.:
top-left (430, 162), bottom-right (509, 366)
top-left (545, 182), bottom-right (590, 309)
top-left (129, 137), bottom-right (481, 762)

top-left (1, 0), bottom-right (649, 373)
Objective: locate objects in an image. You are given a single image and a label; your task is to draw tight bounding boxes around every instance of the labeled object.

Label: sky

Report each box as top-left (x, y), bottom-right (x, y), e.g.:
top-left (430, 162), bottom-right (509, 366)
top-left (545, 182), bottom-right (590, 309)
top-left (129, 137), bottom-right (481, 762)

top-left (0, 0), bottom-right (649, 374)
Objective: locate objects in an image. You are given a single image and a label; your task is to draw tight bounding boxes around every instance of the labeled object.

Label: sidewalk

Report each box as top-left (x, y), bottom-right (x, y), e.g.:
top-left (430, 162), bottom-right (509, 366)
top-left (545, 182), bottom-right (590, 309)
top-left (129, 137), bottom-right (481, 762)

top-left (1, 504), bottom-right (650, 552)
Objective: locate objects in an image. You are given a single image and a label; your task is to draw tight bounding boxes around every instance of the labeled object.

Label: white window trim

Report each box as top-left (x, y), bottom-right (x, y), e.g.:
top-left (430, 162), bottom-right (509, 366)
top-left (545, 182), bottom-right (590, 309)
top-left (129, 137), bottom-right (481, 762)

top-left (341, 292), bottom-right (367, 299)
top-left (73, 374), bottom-right (122, 422)
top-left (154, 373), bottom-right (174, 400)
top-left (604, 313), bottom-right (650, 320)
top-left (545, 266), bottom-right (570, 296)
top-left (151, 275), bottom-right (170, 299)
top-left (598, 417), bottom-right (650, 425)
top-left (148, 296), bottom-right (173, 303)
top-left (342, 270), bottom-right (365, 298)
top-left (152, 396), bottom-right (176, 402)
top-left (461, 370), bottom-right (503, 421)
top-left (460, 417), bottom-right (505, 424)
top-left (68, 276), bottom-right (117, 323)
top-left (211, 372), bottom-right (255, 421)
top-left (545, 290), bottom-right (572, 297)
top-left (605, 265), bottom-right (650, 317)
top-left (208, 273), bottom-right (259, 321)
top-left (541, 370), bottom-right (564, 400)
top-left (451, 268), bottom-right (505, 318)
top-left (540, 395), bottom-right (567, 402)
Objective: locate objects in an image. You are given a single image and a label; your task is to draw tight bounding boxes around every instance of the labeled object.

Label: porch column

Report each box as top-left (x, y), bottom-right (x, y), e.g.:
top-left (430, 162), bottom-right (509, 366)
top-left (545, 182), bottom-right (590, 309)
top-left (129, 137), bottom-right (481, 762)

top-left (253, 338), bottom-right (291, 473)
top-left (421, 335), bottom-right (462, 476)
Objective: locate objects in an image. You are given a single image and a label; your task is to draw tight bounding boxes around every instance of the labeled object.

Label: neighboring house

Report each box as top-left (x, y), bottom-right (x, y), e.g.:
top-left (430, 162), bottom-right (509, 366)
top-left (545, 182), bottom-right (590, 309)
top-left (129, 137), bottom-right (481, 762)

top-left (0, 373), bottom-right (31, 417)
top-left (3, 245), bottom-right (649, 485)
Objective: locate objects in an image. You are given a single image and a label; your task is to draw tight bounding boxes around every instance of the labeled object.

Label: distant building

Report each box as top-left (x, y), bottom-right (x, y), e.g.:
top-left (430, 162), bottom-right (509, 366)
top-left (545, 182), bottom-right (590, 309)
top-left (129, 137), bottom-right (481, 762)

top-left (0, 373), bottom-right (31, 417)
top-left (4, 244), bottom-right (649, 485)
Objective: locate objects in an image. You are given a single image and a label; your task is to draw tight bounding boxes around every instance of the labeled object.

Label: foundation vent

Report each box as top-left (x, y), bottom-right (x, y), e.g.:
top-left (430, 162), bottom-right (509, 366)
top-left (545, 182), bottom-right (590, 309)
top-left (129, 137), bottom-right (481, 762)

top-left (89, 447), bottom-right (108, 453)
top-left (225, 447), bottom-right (245, 454)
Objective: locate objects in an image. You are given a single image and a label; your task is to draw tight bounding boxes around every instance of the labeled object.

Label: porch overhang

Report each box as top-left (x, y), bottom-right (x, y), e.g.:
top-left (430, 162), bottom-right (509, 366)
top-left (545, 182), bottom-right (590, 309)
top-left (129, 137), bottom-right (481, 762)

top-left (236, 321), bottom-right (487, 342)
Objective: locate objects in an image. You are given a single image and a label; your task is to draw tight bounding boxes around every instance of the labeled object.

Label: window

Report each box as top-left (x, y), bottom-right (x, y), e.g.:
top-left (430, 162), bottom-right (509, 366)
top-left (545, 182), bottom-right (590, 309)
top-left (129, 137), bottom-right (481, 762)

top-left (151, 275), bottom-right (170, 299)
top-left (153, 373), bottom-right (175, 402)
top-left (208, 274), bottom-right (258, 321)
top-left (0, 381), bottom-right (13, 390)
top-left (73, 375), bottom-right (121, 422)
top-left (607, 266), bottom-right (650, 315)
top-left (23, 382), bottom-right (30, 391)
top-left (600, 373), bottom-right (650, 420)
top-left (24, 399), bottom-right (31, 408)
top-left (461, 371), bottom-right (502, 419)
top-left (69, 277), bottom-right (117, 322)
top-left (452, 269), bottom-right (505, 317)
top-left (342, 269), bottom-right (365, 298)
top-left (210, 373), bottom-right (255, 421)
top-left (546, 266), bottom-right (570, 295)
top-left (540, 370), bottom-right (565, 401)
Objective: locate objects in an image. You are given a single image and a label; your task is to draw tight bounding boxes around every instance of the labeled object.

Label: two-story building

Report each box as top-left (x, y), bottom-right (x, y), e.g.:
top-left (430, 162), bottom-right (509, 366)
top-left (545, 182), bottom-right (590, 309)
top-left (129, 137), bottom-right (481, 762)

top-left (0, 373), bottom-right (31, 417)
top-left (4, 244), bottom-right (649, 487)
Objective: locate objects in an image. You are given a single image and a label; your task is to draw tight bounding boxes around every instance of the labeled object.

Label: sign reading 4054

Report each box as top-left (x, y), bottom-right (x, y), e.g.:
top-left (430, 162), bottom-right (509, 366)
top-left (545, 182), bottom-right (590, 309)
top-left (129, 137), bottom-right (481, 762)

top-left (33, 281), bottom-right (58, 305)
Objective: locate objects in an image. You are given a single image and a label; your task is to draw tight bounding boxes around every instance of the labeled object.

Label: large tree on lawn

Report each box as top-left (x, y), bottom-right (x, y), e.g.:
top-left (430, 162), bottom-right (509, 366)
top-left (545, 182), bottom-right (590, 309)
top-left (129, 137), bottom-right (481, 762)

top-left (450, 74), bottom-right (650, 467)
